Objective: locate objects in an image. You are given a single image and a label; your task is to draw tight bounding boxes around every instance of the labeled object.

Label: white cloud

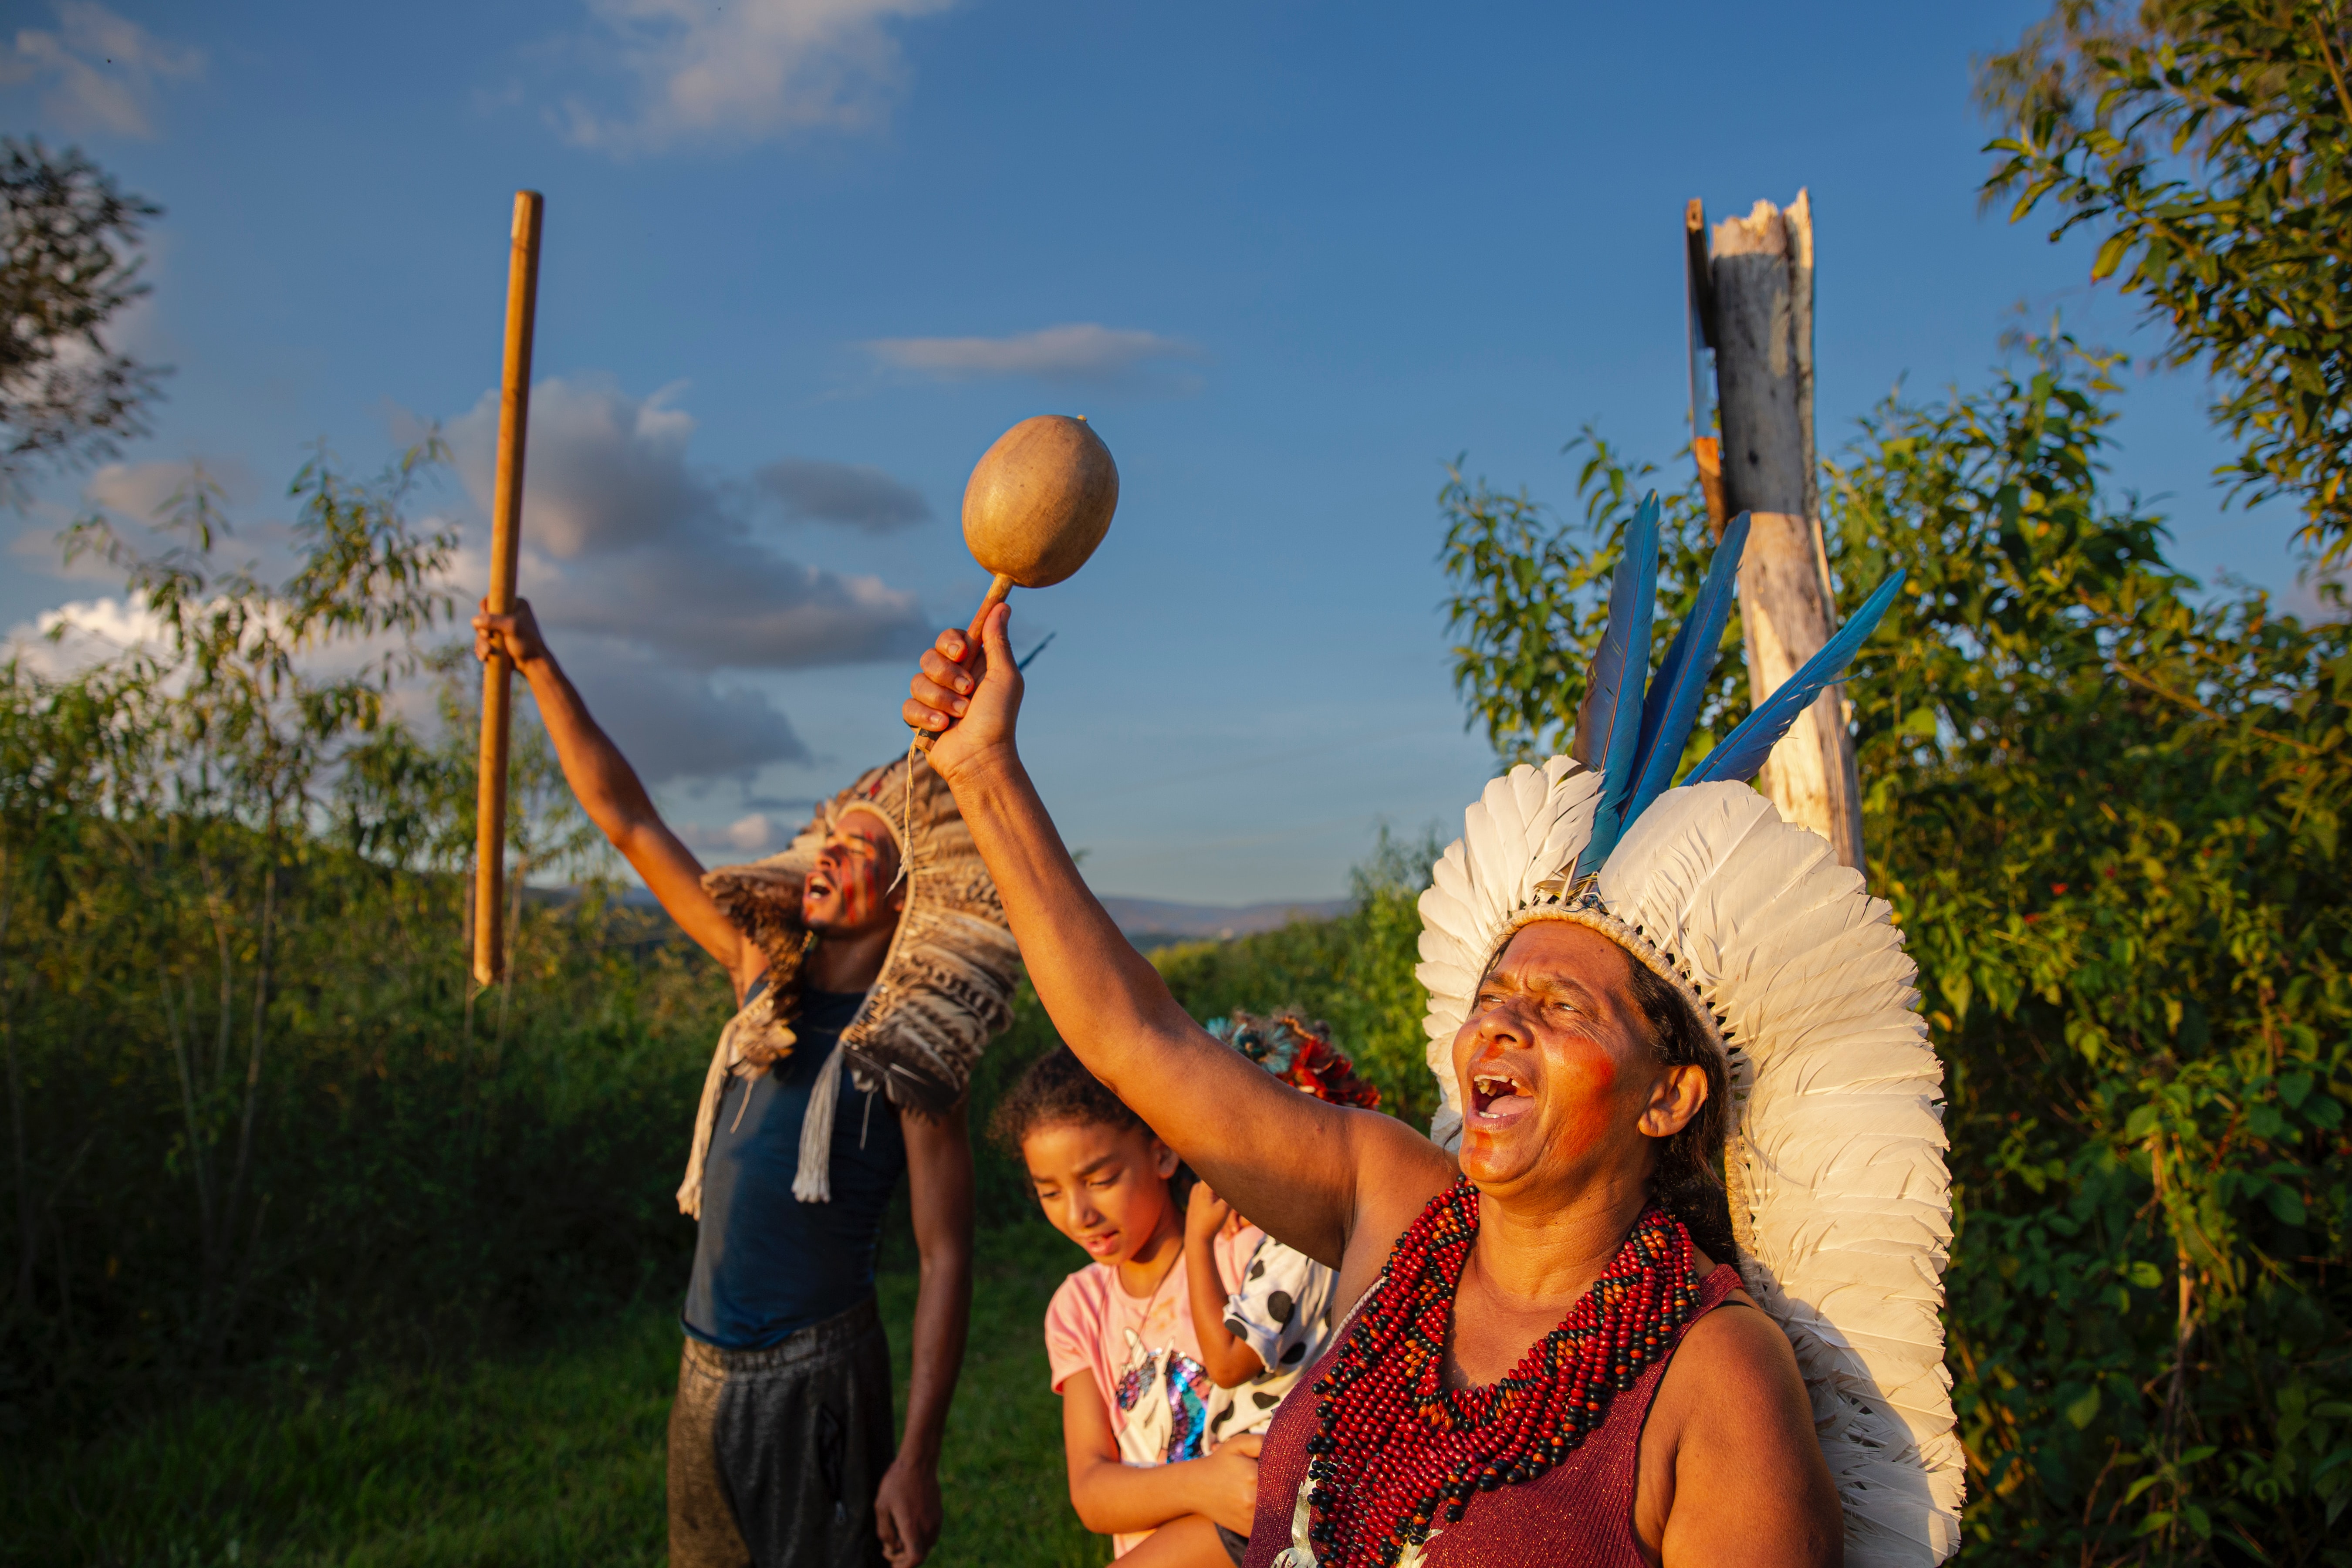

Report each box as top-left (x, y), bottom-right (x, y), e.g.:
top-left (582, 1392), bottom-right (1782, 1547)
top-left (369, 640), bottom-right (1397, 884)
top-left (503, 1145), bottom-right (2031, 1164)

top-left (863, 323), bottom-right (1202, 388)
top-left (8, 458), bottom-right (265, 584)
top-left (454, 377), bottom-right (700, 560)
top-left (444, 375), bottom-right (930, 670)
top-left (0, 2), bottom-right (204, 139)
top-left (542, 548), bottom-right (925, 667)
top-left (2285, 561), bottom-right (2349, 623)
top-left (30, 593), bottom-right (165, 648)
top-left (83, 456), bottom-right (250, 527)
top-left (677, 810), bottom-right (790, 856)
top-left (555, 0), bottom-right (956, 155)
top-left (554, 640), bottom-right (808, 783)
top-left (5, 591), bottom-right (168, 677)
top-left (10, 508), bottom-right (105, 579)
top-left (755, 457), bottom-right (930, 531)
top-left (9, 524), bottom-right (64, 566)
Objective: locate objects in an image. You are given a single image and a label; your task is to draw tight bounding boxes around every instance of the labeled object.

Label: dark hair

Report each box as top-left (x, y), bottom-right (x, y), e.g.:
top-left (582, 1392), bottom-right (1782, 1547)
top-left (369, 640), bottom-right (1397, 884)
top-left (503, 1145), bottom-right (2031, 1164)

top-left (1625, 960), bottom-right (1738, 1263)
top-left (988, 1045), bottom-right (1145, 1153)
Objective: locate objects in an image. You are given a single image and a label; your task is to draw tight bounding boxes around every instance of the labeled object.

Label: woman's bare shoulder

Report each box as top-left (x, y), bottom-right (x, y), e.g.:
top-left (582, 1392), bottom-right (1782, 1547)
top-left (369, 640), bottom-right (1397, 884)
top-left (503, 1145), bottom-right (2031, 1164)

top-left (1668, 1285), bottom-right (1803, 1390)
top-left (1638, 1285), bottom-right (1844, 1566)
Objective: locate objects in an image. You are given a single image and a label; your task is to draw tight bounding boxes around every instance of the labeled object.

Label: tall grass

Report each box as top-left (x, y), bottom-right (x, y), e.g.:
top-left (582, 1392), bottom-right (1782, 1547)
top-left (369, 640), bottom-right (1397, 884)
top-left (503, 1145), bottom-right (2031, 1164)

top-left (2, 1224), bottom-right (1105, 1568)
top-left (2, 866), bottom-right (1433, 1567)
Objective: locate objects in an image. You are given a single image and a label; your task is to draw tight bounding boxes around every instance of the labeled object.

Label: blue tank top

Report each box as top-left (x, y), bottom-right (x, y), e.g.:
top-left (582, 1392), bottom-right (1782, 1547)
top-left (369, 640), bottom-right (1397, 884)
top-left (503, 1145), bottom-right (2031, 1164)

top-left (682, 987), bottom-right (909, 1349)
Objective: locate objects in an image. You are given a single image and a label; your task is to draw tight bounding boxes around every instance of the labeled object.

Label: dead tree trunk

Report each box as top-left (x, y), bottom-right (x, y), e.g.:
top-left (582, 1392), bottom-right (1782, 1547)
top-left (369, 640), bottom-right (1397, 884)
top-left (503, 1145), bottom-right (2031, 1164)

top-left (1705, 190), bottom-right (1866, 871)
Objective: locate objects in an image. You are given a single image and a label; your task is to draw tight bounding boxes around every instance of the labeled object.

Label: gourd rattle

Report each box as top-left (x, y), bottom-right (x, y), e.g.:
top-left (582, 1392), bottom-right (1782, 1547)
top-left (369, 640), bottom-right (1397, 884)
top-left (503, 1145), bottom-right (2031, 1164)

top-left (913, 414), bottom-right (1118, 748)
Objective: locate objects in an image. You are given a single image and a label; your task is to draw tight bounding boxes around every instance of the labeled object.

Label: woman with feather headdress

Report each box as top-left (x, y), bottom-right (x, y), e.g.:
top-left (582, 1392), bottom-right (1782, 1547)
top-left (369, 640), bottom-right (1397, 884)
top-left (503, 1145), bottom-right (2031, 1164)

top-left (901, 499), bottom-right (1960, 1568)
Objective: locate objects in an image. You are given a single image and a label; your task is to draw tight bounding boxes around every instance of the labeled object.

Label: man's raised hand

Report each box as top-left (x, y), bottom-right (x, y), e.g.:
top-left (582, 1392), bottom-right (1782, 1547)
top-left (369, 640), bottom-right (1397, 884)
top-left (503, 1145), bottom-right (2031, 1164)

top-left (472, 595), bottom-right (550, 669)
top-left (904, 601), bottom-right (1023, 782)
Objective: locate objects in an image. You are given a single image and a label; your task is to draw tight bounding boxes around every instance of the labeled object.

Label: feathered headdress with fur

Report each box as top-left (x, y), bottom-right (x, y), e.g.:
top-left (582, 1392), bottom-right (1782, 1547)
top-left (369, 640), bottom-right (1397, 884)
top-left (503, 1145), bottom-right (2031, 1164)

top-left (678, 753), bottom-right (1021, 1212)
top-left (1416, 497), bottom-right (1962, 1566)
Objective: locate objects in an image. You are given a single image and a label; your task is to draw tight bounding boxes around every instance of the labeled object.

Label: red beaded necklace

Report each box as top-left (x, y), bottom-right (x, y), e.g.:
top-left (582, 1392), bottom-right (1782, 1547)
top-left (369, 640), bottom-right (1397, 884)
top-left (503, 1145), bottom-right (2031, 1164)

top-left (1299, 1179), bottom-right (1699, 1567)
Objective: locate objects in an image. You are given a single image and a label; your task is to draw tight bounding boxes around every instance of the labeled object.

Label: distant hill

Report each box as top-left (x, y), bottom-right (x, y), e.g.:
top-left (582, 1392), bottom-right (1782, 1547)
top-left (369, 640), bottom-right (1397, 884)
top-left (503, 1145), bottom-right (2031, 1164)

top-left (1096, 895), bottom-right (1349, 943)
top-left (532, 884), bottom-right (1347, 946)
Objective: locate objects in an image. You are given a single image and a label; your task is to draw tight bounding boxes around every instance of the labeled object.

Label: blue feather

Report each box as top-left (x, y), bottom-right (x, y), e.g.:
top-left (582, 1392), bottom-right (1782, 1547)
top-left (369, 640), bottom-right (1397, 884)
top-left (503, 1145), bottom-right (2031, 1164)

top-left (1575, 493), bottom-right (1660, 872)
top-left (1685, 568), bottom-right (1907, 787)
top-left (1623, 510), bottom-right (1751, 828)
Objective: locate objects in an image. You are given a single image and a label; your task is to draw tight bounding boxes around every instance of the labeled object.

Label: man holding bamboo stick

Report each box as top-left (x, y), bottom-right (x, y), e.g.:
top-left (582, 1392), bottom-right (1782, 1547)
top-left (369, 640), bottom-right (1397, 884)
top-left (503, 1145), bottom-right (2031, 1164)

top-left (475, 598), bottom-right (1019, 1568)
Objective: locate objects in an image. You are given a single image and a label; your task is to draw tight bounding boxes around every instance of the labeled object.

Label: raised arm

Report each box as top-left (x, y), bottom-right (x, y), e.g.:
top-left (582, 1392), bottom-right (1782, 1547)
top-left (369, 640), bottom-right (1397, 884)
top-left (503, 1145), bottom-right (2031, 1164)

top-left (904, 607), bottom-right (1451, 1278)
top-left (475, 598), bottom-right (763, 995)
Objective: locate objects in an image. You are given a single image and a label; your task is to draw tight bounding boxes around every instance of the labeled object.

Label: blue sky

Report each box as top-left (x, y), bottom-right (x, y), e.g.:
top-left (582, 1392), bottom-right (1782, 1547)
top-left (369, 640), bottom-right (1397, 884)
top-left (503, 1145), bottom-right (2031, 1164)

top-left (1, 0), bottom-right (2316, 903)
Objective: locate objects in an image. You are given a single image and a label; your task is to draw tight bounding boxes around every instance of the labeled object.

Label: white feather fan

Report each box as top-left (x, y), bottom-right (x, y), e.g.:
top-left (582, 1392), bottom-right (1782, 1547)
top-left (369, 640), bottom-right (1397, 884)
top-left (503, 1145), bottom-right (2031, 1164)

top-left (1416, 761), bottom-right (1963, 1565)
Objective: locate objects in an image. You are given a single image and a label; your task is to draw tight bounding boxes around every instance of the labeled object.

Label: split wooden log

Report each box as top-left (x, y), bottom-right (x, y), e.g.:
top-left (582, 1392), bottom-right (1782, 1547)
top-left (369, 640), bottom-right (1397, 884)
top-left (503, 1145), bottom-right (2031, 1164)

top-left (1706, 190), bottom-right (1866, 871)
top-left (473, 190), bottom-right (544, 988)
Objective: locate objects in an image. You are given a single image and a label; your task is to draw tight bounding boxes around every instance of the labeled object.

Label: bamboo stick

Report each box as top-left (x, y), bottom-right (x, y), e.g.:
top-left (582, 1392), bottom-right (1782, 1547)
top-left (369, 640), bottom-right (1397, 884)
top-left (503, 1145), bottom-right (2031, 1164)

top-left (473, 190), bottom-right (544, 988)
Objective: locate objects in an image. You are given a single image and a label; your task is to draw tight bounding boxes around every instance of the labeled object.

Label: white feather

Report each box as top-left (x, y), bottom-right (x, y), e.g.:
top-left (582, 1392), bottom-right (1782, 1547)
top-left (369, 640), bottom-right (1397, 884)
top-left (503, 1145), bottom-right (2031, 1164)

top-left (1419, 774), bottom-right (1961, 1561)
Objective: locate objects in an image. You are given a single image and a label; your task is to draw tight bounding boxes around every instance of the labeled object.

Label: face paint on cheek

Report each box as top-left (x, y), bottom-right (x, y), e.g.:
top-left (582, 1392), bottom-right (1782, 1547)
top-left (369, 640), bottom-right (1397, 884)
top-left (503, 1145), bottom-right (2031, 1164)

top-left (1549, 1052), bottom-right (1619, 1162)
top-left (815, 833), bottom-right (895, 926)
top-left (833, 866), bottom-right (874, 924)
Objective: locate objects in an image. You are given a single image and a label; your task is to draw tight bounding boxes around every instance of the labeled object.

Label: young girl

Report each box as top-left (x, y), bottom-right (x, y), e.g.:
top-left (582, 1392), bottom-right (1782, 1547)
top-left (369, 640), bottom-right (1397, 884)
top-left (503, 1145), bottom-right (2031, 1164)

top-left (992, 1047), bottom-right (1264, 1566)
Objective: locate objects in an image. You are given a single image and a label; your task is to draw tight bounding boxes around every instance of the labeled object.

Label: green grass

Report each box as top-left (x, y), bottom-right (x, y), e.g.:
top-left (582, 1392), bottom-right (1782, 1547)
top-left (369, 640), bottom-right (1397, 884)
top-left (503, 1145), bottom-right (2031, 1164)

top-left (3, 1224), bottom-right (1107, 1568)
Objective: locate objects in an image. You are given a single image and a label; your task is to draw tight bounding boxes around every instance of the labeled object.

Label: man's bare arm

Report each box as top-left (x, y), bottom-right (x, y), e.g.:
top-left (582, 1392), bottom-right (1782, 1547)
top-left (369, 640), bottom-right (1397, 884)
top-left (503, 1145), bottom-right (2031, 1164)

top-left (904, 608), bottom-right (1452, 1272)
top-left (873, 1102), bottom-right (973, 1567)
top-left (476, 598), bottom-right (760, 992)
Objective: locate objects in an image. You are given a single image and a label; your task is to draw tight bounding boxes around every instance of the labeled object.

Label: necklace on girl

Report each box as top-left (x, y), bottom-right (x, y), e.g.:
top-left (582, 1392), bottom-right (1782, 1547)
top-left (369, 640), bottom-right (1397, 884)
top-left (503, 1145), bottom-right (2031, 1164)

top-left (1294, 1179), bottom-right (1701, 1568)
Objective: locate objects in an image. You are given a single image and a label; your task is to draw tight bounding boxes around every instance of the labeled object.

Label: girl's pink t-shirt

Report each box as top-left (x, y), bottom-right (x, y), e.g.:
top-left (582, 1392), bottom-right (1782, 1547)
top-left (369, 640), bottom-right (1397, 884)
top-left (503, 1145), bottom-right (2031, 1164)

top-left (1044, 1224), bottom-right (1264, 1557)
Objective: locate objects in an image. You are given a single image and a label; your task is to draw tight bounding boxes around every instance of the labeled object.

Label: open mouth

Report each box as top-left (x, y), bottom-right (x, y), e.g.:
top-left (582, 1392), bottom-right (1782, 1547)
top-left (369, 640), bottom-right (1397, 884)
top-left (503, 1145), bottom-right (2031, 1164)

top-left (1469, 1066), bottom-right (1534, 1124)
top-left (1076, 1230), bottom-right (1120, 1258)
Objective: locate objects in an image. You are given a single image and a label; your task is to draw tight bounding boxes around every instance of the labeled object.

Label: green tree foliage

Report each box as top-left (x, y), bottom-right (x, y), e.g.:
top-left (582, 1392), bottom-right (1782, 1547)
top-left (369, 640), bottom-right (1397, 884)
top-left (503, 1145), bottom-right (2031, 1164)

top-left (1152, 827), bottom-right (1442, 1132)
top-left (0, 448), bottom-right (727, 1429)
top-left (1978, 0), bottom-right (2352, 561)
top-left (1440, 434), bottom-right (1750, 769)
top-left (0, 139), bottom-right (165, 493)
top-left (0, 423), bottom-right (1445, 1442)
top-left (1439, 337), bottom-right (2352, 1562)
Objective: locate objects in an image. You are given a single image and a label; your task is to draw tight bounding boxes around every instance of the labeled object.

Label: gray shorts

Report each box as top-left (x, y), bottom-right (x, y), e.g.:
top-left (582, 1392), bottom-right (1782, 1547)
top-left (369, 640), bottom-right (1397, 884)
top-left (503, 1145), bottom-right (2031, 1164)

top-left (668, 1298), bottom-right (895, 1568)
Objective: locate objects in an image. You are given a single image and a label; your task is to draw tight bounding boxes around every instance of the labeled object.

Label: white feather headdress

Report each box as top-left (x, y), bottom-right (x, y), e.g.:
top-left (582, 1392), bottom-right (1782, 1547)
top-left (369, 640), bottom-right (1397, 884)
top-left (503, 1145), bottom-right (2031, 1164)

top-left (1416, 497), bottom-right (1962, 1564)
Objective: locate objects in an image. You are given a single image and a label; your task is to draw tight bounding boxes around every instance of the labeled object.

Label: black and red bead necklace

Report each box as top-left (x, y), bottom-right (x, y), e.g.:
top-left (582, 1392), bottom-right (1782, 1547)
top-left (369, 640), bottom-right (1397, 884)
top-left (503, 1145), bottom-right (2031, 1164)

top-left (1298, 1179), bottom-right (1700, 1568)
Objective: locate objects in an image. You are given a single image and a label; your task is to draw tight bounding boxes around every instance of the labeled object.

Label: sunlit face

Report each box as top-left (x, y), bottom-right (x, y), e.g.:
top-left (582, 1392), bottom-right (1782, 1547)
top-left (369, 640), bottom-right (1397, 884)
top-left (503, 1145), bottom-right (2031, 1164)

top-left (801, 811), bottom-right (903, 937)
top-left (1449, 920), bottom-right (1707, 1202)
top-left (1021, 1119), bottom-right (1181, 1269)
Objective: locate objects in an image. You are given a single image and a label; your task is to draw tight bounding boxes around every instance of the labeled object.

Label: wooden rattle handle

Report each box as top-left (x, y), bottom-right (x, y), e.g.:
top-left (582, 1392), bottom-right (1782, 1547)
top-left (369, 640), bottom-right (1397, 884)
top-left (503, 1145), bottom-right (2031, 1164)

top-left (911, 572), bottom-right (1015, 753)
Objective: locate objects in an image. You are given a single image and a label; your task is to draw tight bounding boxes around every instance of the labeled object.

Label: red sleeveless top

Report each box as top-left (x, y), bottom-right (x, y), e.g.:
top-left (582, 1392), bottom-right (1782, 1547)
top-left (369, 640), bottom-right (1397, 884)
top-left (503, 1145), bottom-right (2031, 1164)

top-left (1241, 1260), bottom-right (1745, 1567)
